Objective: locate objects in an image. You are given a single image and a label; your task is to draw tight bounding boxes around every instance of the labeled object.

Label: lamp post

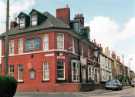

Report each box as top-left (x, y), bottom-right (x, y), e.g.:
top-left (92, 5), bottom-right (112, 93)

top-left (4, 0), bottom-right (10, 75)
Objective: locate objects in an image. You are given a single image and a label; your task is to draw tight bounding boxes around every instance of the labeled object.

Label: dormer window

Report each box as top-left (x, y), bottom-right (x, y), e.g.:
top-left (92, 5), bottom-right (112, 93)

top-left (19, 17), bottom-right (25, 29)
top-left (31, 15), bottom-right (37, 26)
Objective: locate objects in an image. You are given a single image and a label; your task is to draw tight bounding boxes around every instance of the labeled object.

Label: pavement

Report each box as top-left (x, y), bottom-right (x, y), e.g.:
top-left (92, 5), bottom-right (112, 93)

top-left (14, 86), bottom-right (135, 97)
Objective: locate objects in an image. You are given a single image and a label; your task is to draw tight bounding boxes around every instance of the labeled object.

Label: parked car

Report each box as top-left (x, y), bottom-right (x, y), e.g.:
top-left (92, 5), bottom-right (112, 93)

top-left (105, 79), bottom-right (123, 90)
top-left (131, 79), bottom-right (135, 87)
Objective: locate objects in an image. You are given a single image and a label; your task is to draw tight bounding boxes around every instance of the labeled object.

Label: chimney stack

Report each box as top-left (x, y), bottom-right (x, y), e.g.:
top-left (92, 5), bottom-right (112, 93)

top-left (74, 14), bottom-right (84, 27)
top-left (10, 21), bottom-right (17, 29)
top-left (56, 6), bottom-right (70, 25)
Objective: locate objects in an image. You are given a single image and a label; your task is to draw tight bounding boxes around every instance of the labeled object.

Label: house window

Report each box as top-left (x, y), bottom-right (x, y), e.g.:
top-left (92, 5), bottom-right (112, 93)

top-left (9, 65), bottom-right (14, 77)
top-left (88, 65), bottom-right (92, 81)
top-left (25, 38), bottom-right (40, 51)
top-left (57, 60), bottom-right (65, 80)
top-left (18, 38), bottom-right (23, 53)
top-left (29, 69), bottom-right (36, 80)
top-left (19, 17), bottom-right (25, 28)
top-left (9, 40), bottom-right (14, 55)
top-left (57, 33), bottom-right (64, 50)
top-left (31, 15), bottom-right (37, 26)
top-left (43, 34), bottom-right (49, 51)
top-left (71, 60), bottom-right (80, 82)
top-left (18, 64), bottom-right (24, 82)
top-left (72, 38), bottom-right (75, 53)
top-left (43, 62), bottom-right (49, 81)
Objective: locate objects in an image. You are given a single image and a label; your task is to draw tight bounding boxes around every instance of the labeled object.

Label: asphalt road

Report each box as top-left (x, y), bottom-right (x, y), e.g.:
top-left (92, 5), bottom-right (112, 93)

top-left (14, 87), bottom-right (135, 97)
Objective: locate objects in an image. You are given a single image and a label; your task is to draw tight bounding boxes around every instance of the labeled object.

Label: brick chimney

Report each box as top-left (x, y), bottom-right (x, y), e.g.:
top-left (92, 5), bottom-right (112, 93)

top-left (56, 6), bottom-right (70, 25)
top-left (10, 21), bottom-right (18, 29)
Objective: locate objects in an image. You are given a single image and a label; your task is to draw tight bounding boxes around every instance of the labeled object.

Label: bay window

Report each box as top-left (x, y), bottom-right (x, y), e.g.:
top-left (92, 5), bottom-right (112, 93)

top-left (57, 33), bottom-right (64, 50)
top-left (57, 60), bottom-right (65, 80)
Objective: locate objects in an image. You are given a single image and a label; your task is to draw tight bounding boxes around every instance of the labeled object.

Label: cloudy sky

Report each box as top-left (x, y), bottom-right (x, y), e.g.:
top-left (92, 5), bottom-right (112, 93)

top-left (0, 0), bottom-right (135, 71)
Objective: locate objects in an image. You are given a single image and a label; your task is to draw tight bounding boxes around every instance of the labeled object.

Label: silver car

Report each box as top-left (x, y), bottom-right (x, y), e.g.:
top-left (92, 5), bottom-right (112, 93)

top-left (105, 79), bottom-right (123, 90)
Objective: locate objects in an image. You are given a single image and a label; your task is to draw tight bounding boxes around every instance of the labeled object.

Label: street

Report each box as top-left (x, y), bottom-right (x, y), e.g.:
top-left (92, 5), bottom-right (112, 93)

top-left (15, 87), bottom-right (135, 97)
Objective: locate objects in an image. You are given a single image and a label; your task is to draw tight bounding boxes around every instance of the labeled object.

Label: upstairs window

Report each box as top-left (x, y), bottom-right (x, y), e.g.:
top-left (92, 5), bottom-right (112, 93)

top-left (19, 17), bottom-right (25, 29)
top-left (18, 38), bottom-right (23, 54)
top-left (31, 15), bottom-right (37, 26)
top-left (43, 34), bottom-right (49, 51)
top-left (9, 40), bottom-right (14, 55)
top-left (25, 38), bottom-right (40, 51)
top-left (57, 33), bottom-right (64, 50)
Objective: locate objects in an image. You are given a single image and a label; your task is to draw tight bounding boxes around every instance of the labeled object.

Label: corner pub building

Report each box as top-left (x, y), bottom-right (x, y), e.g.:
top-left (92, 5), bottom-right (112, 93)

top-left (0, 7), bottom-right (101, 92)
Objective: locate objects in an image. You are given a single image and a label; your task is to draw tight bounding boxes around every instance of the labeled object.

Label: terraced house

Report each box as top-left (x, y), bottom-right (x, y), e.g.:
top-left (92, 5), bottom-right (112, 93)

top-left (0, 7), bottom-right (101, 92)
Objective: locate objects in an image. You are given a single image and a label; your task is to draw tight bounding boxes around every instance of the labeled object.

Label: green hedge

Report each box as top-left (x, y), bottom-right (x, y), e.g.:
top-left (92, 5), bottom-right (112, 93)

top-left (0, 76), bottom-right (17, 97)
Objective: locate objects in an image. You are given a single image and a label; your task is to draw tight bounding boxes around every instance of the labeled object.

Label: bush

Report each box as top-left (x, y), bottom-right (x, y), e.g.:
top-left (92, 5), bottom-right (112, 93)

top-left (0, 76), bottom-right (17, 97)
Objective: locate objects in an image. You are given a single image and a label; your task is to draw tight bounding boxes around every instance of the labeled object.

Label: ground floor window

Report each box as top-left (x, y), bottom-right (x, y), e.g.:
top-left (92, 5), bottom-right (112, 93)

top-left (57, 60), bottom-right (65, 80)
top-left (18, 64), bottom-right (24, 82)
top-left (43, 62), bottom-right (49, 81)
top-left (71, 60), bottom-right (80, 82)
top-left (88, 65), bottom-right (92, 81)
top-left (9, 65), bottom-right (14, 77)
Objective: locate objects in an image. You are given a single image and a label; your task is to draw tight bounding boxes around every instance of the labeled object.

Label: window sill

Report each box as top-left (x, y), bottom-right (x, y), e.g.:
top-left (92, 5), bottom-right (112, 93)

top-left (42, 80), bottom-right (50, 82)
top-left (17, 80), bottom-right (24, 83)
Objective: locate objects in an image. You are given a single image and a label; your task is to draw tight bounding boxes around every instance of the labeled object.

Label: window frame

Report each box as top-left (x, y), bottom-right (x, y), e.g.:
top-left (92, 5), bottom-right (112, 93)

top-left (31, 14), bottom-right (38, 26)
top-left (57, 33), bottom-right (64, 50)
top-left (71, 60), bottom-right (80, 82)
top-left (18, 64), bottom-right (24, 82)
top-left (43, 62), bottom-right (50, 81)
top-left (19, 17), bottom-right (25, 29)
top-left (9, 65), bottom-right (14, 77)
top-left (18, 38), bottom-right (23, 54)
top-left (56, 60), bottom-right (65, 80)
top-left (43, 34), bottom-right (49, 51)
top-left (25, 37), bottom-right (41, 52)
top-left (9, 40), bottom-right (14, 55)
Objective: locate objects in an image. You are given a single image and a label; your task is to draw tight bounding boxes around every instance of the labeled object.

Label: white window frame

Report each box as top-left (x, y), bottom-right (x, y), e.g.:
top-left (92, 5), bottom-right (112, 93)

top-left (43, 34), bottom-right (49, 51)
top-left (71, 60), bottom-right (80, 82)
top-left (72, 37), bottom-right (75, 53)
top-left (57, 60), bottom-right (65, 80)
top-left (18, 38), bottom-right (23, 54)
top-left (18, 64), bottom-right (24, 82)
top-left (31, 15), bottom-right (37, 26)
top-left (43, 62), bottom-right (49, 81)
top-left (19, 17), bottom-right (25, 29)
top-left (9, 65), bottom-right (14, 77)
top-left (9, 40), bottom-right (14, 55)
top-left (57, 33), bottom-right (64, 50)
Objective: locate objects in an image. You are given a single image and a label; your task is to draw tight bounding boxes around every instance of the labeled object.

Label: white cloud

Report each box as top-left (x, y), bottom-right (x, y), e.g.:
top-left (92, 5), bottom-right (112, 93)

top-left (87, 16), bottom-right (135, 71)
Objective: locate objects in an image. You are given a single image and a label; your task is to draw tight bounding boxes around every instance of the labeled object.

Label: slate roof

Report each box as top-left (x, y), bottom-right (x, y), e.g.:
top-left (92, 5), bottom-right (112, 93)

top-left (0, 11), bottom-right (70, 37)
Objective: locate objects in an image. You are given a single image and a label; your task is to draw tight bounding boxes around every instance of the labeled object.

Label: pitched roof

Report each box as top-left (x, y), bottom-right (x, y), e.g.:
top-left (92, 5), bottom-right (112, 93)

top-left (0, 11), bottom-right (70, 37)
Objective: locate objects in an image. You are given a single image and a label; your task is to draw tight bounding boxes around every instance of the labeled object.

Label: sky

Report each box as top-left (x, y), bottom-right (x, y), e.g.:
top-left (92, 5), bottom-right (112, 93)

top-left (0, 0), bottom-right (135, 71)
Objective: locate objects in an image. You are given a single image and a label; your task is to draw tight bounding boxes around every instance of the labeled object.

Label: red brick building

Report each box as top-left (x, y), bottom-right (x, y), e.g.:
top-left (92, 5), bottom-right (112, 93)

top-left (0, 7), bottom-right (100, 92)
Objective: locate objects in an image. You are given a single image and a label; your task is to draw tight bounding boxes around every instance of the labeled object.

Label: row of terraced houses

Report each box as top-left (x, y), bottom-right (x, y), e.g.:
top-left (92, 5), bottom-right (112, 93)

top-left (0, 7), bottom-right (134, 92)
